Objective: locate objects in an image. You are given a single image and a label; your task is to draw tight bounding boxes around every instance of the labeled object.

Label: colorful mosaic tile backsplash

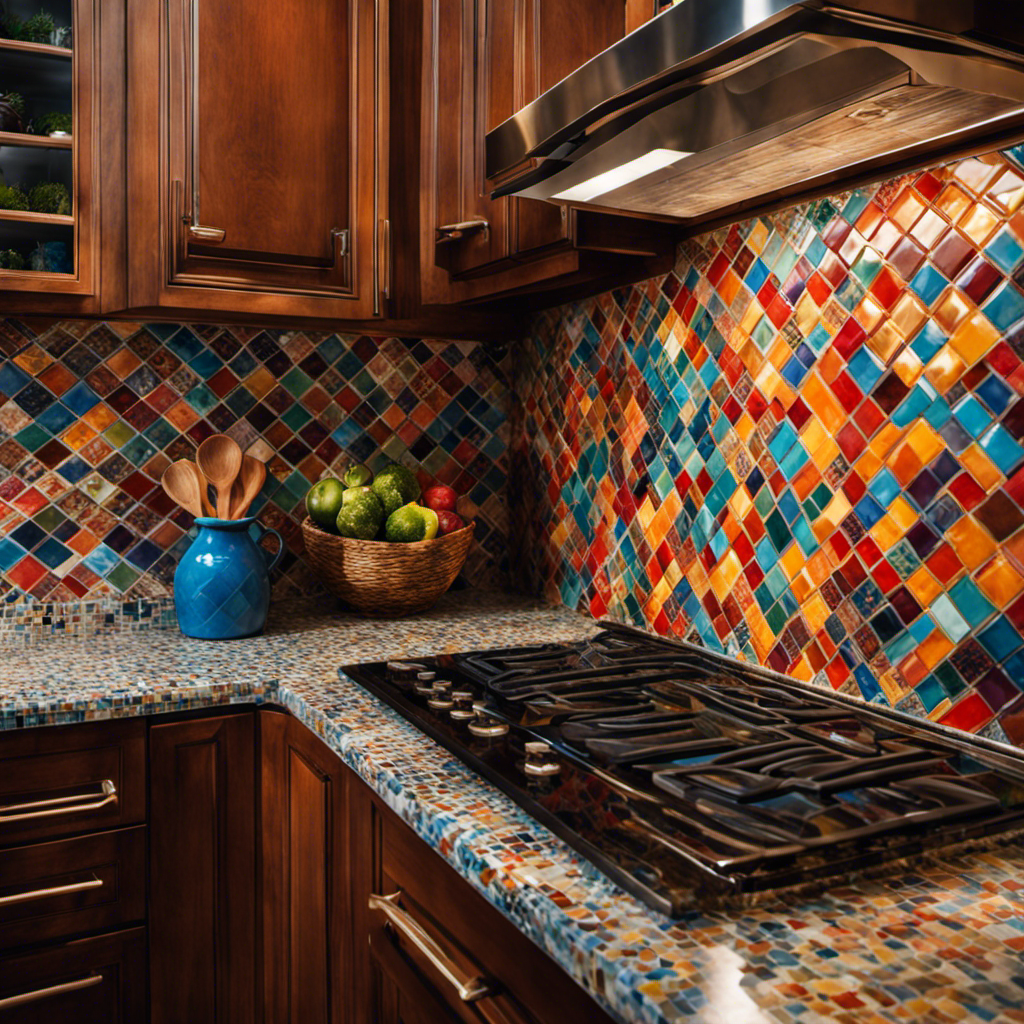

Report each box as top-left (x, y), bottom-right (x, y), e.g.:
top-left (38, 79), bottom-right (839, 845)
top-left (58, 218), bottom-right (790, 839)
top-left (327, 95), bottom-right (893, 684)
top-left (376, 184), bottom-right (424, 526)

top-left (513, 147), bottom-right (1024, 747)
top-left (0, 321), bottom-right (509, 603)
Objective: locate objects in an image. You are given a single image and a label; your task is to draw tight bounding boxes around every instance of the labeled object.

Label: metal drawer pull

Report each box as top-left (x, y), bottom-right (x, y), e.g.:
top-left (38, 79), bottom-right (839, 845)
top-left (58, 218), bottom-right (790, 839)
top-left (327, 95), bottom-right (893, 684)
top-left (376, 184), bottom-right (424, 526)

top-left (369, 892), bottom-right (495, 1002)
top-left (436, 219), bottom-right (489, 242)
top-left (0, 874), bottom-right (103, 908)
top-left (187, 224), bottom-right (226, 243)
top-left (0, 973), bottom-right (102, 1010)
top-left (0, 780), bottom-right (117, 825)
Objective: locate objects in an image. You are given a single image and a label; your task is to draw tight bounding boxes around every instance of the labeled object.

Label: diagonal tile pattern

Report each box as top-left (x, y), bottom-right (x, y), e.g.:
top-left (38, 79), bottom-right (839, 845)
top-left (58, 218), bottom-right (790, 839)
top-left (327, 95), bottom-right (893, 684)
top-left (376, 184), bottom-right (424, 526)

top-left (514, 147), bottom-right (1024, 746)
top-left (0, 321), bottom-right (510, 602)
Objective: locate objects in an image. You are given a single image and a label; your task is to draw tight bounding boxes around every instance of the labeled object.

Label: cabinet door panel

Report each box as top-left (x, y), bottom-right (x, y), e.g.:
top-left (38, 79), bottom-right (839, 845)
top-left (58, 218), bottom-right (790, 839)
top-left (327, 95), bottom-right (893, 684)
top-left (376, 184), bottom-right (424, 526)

top-left (260, 711), bottom-right (349, 1024)
top-left (149, 713), bottom-right (256, 1024)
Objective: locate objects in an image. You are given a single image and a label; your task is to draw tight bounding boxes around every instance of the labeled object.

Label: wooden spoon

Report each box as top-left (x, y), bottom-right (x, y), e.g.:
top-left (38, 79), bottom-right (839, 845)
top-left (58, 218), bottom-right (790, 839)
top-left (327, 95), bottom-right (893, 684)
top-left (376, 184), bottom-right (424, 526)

top-left (197, 434), bottom-right (243, 519)
top-left (161, 460), bottom-right (207, 518)
top-left (228, 455), bottom-right (267, 519)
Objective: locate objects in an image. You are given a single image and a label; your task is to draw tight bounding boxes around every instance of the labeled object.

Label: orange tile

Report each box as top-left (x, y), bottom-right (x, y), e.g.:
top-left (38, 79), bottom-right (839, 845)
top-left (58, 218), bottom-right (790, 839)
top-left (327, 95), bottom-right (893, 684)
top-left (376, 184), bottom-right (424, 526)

top-left (867, 321), bottom-right (904, 363)
top-left (891, 347), bottom-right (923, 387)
top-left (898, 654), bottom-right (929, 688)
top-left (853, 294), bottom-right (885, 333)
top-left (165, 401), bottom-right (199, 431)
top-left (82, 403), bottom-right (118, 431)
top-left (890, 189), bottom-right (926, 230)
top-left (949, 310), bottom-right (1001, 365)
top-left (932, 288), bottom-right (973, 333)
top-left (918, 629), bottom-right (955, 669)
top-left (105, 348), bottom-right (141, 379)
top-left (906, 566), bottom-right (942, 606)
top-left (975, 554), bottom-right (1024, 608)
top-left (935, 183), bottom-right (971, 221)
top-left (924, 344), bottom-right (967, 393)
top-left (61, 422), bottom-right (97, 451)
top-left (946, 515), bottom-right (997, 569)
top-left (958, 201), bottom-right (1000, 246)
top-left (13, 344), bottom-right (52, 376)
top-left (889, 292), bottom-right (929, 338)
top-left (870, 515), bottom-right (903, 551)
top-left (959, 445), bottom-right (1003, 492)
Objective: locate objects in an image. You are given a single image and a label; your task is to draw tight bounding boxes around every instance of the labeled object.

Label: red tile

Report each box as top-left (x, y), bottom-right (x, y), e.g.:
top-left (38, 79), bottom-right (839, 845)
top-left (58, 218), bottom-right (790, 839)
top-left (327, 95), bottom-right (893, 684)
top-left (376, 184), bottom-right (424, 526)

top-left (853, 399), bottom-right (886, 438)
top-left (871, 560), bottom-right (901, 594)
top-left (948, 473), bottom-right (987, 511)
top-left (832, 318), bottom-right (866, 360)
top-left (926, 543), bottom-right (964, 585)
top-left (830, 372), bottom-right (862, 413)
top-left (837, 423), bottom-right (866, 463)
top-left (869, 266), bottom-right (904, 309)
top-left (7, 555), bottom-right (46, 592)
top-left (938, 692), bottom-right (993, 733)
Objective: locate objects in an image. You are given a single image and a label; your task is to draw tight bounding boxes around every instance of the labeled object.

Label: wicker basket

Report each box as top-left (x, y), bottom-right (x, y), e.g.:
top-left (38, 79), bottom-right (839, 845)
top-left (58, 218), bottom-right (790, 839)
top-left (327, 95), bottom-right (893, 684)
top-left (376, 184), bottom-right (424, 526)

top-left (301, 516), bottom-right (475, 617)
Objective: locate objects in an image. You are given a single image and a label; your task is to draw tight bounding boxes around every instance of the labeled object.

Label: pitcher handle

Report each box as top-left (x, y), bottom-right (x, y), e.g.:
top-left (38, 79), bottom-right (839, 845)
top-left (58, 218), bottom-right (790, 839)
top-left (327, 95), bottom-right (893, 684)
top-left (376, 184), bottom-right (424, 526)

top-left (254, 525), bottom-right (284, 572)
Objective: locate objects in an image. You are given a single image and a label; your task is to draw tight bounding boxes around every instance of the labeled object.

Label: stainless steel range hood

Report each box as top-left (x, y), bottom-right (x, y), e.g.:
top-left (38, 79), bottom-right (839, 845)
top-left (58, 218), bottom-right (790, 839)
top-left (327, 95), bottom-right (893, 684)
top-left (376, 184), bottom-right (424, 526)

top-left (486, 1), bottom-right (1024, 223)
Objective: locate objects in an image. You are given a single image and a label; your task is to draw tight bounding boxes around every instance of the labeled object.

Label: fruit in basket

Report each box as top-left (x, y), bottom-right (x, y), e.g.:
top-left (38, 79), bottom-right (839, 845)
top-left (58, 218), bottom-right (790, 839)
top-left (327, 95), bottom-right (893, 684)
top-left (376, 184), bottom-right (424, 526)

top-left (306, 477), bottom-right (346, 530)
top-left (384, 503), bottom-right (439, 543)
top-left (342, 485), bottom-right (372, 504)
top-left (436, 510), bottom-right (465, 535)
top-left (372, 463), bottom-right (420, 516)
top-left (336, 490), bottom-right (385, 540)
top-left (423, 484), bottom-right (457, 513)
top-left (344, 463), bottom-right (373, 488)
top-left (0, 184), bottom-right (29, 212)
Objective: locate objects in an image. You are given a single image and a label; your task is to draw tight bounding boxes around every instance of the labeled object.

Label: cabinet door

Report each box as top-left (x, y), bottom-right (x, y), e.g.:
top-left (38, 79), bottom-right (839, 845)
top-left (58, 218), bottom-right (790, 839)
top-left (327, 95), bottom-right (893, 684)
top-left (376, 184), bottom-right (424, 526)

top-left (260, 710), bottom-right (349, 1024)
top-left (421, 0), bottom-right (629, 304)
top-left (128, 0), bottom-right (386, 320)
top-left (0, 927), bottom-right (146, 1024)
top-left (149, 713), bottom-right (256, 1024)
top-left (0, 0), bottom-right (126, 314)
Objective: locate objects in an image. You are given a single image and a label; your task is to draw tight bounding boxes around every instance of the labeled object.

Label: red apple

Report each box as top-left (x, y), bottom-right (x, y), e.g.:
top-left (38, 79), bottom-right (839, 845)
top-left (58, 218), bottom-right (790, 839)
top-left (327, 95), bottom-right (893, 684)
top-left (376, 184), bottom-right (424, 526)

top-left (423, 484), bottom-right (458, 513)
top-left (436, 510), bottom-right (465, 535)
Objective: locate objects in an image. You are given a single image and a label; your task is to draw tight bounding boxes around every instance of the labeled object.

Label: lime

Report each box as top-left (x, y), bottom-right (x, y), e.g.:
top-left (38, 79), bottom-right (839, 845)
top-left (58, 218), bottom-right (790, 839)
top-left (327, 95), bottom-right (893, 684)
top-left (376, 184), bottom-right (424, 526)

top-left (306, 477), bottom-right (346, 530)
top-left (384, 502), bottom-right (439, 543)
top-left (336, 490), bottom-right (385, 540)
top-left (372, 463), bottom-right (420, 516)
top-left (344, 463), bottom-right (373, 487)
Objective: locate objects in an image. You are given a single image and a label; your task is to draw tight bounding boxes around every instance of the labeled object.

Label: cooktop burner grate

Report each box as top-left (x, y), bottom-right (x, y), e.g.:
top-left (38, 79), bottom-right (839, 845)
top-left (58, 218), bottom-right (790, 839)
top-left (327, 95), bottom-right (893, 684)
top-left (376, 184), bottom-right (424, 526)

top-left (344, 623), bottom-right (1024, 915)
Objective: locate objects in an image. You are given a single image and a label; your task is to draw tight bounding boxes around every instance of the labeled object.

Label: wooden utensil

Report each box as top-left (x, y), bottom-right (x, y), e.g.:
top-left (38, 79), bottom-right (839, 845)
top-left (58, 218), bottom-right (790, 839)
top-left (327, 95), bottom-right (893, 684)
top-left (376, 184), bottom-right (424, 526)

top-left (197, 434), bottom-right (243, 519)
top-left (228, 455), bottom-right (267, 519)
top-left (161, 460), bottom-right (207, 518)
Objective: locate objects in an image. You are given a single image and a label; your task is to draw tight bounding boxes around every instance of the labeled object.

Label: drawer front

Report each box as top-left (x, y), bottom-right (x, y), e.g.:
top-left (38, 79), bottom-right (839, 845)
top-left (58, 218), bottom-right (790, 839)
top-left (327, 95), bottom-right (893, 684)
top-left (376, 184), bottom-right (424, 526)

top-left (0, 827), bottom-right (146, 951)
top-left (0, 926), bottom-right (146, 1023)
top-left (378, 808), bottom-right (614, 1024)
top-left (0, 721), bottom-right (146, 847)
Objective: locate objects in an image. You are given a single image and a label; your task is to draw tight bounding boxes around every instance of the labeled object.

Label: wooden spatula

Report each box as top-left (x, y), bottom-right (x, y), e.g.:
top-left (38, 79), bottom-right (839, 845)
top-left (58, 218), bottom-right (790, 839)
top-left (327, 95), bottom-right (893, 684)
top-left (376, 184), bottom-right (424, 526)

top-left (161, 460), bottom-right (207, 518)
top-left (228, 455), bottom-right (267, 519)
top-left (197, 434), bottom-right (243, 519)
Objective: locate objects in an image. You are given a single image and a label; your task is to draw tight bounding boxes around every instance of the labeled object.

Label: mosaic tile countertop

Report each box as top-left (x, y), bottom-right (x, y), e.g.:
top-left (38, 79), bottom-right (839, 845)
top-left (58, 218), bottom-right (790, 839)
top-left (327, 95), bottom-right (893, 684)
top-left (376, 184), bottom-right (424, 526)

top-left (3, 592), bottom-right (1024, 1024)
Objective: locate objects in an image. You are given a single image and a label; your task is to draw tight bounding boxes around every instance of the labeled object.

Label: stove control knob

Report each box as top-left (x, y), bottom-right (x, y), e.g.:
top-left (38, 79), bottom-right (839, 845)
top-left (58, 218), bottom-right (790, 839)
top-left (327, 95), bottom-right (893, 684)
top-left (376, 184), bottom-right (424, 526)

top-left (467, 704), bottom-right (509, 738)
top-left (414, 671), bottom-right (438, 696)
top-left (449, 690), bottom-right (476, 720)
top-left (427, 680), bottom-right (454, 710)
top-left (387, 661), bottom-right (428, 687)
top-left (523, 741), bottom-right (561, 778)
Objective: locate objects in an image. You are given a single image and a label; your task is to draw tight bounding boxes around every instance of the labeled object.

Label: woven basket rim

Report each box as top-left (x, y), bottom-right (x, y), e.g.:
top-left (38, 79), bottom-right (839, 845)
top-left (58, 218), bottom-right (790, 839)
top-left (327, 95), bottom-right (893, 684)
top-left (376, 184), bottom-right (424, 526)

top-left (301, 515), bottom-right (475, 551)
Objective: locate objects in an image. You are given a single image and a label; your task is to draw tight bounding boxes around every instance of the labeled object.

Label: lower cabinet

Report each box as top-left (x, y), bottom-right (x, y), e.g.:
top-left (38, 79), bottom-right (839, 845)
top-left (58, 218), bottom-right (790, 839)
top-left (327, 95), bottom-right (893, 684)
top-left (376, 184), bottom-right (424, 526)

top-left (0, 928), bottom-right (147, 1023)
top-left (149, 713), bottom-right (257, 1024)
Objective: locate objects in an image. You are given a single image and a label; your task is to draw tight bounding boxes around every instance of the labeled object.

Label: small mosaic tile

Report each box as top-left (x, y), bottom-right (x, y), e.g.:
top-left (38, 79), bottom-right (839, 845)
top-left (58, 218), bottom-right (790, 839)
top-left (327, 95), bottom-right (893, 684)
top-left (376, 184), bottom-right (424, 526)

top-left (1, 592), bottom-right (1023, 1024)
top-left (0, 321), bottom-right (511, 602)
top-left (513, 147), bottom-right (1024, 747)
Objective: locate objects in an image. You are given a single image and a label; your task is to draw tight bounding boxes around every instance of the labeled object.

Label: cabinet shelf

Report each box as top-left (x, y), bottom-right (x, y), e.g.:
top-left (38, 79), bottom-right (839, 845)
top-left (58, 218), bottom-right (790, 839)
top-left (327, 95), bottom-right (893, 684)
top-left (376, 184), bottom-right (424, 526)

top-left (0, 130), bottom-right (72, 149)
top-left (0, 208), bottom-right (73, 225)
top-left (0, 37), bottom-right (72, 59)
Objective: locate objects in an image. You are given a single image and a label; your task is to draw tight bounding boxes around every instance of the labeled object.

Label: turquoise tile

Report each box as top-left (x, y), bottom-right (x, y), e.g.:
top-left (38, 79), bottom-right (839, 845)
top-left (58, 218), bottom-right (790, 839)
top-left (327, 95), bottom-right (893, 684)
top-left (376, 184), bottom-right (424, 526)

top-left (979, 424), bottom-right (1024, 474)
top-left (948, 577), bottom-right (996, 629)
top-left (931, 594), bottom-right (971, 642)
top-left (981, 281), bottom-right (1024, 331)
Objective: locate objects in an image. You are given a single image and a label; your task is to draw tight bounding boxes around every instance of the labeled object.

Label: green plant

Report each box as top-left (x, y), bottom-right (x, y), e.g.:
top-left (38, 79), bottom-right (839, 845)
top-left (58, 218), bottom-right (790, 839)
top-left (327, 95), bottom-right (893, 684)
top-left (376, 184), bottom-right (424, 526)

top-left (20, 10), bottom-right (55, 42)
top-left (28, 181), bottom-right (70, 214)
top-left (0, 248), bottom-right (24, 270)
top-left (0, 183), bottom-right (29, 210)
top-left (33, 111), bottom-right (71, 136)
top-left (2, 92), bottom-right (24, 118)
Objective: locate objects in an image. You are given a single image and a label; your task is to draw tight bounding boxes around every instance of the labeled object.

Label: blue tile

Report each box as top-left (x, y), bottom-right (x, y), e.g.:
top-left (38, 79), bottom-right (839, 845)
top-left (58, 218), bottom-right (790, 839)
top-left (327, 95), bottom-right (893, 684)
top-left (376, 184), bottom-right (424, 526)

top-left (948, 577), bottom-right (997, 629)
top-left (951, 394), bottom-right (992, 438)
top-left (977, 617), bottom-right (1024, 661)
top-left (979, 424), bottom-right (1024, 474)
top-left (910, 263), bottom-right (949, 306)
top-left (982, 281), bottom-right (1024, 331)
top-left (869, 468), bottom-right (900, 506)
top-left (975, 374), bottom-right (1013, 415)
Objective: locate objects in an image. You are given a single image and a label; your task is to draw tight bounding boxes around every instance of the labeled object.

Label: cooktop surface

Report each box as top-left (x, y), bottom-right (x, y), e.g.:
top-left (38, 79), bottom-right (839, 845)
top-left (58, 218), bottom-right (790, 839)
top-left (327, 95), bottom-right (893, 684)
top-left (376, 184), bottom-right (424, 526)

top-left (344, 623), bottom-right (1024, 915)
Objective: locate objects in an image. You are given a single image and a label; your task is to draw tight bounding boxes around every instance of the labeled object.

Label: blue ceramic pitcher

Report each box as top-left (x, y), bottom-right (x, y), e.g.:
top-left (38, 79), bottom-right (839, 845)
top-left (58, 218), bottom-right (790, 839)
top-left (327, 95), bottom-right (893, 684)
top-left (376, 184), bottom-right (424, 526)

top-left (173, 517), bottom-right (284, 640)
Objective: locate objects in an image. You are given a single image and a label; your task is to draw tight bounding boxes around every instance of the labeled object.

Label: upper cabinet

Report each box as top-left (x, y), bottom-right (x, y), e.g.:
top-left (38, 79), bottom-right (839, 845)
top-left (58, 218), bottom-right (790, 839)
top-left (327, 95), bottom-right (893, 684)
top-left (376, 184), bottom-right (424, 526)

top-left (126, 0), bottom-right (387, 322)
top-left (0, 0), bottom-right (125, 316)
top-left (419, 0), bottom-right (676, 306)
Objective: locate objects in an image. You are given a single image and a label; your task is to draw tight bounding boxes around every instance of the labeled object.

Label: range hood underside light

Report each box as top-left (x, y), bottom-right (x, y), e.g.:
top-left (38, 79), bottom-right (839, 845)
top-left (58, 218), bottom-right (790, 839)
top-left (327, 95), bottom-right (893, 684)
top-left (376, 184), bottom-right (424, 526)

top-left (535, 85), bottom-right (1024, 221)
top-left (551, 148), bottom-right (692, 203)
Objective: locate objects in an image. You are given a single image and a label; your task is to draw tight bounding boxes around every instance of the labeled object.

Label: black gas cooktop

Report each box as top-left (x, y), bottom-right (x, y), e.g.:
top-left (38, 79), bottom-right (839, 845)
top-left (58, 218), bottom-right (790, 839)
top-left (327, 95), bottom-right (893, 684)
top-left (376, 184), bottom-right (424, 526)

top-left (344, 623), bottom-right (1024, 915)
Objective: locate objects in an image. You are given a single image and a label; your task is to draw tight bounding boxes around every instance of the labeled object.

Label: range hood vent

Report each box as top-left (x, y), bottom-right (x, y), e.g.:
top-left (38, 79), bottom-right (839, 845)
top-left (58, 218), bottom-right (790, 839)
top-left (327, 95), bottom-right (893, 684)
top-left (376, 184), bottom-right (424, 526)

top-left (486, 1), bottom-right (1024, 224)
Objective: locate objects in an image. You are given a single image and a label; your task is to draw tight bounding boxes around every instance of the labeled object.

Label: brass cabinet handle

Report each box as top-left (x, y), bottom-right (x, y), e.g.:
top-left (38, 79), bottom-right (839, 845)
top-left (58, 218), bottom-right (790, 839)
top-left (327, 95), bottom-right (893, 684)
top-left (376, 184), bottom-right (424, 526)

top-left (435, 219), bottom-right (489, 243)
top-left (187, 224), bottom-right (226, 243)
top-left (0, 875), bottom-right (103, 908)
top-left (0, 973), bottom-right (102, 1011)
top-left (368, 891), bottom-right (495, 1002)
top-left (0, 780), bottom-right (117, 825)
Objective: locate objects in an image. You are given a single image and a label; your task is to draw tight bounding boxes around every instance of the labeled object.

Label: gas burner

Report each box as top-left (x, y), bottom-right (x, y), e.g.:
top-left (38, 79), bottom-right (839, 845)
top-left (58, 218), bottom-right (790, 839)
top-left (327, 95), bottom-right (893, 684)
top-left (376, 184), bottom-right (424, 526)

top-left (347, 624), bottom-right (1024, 915)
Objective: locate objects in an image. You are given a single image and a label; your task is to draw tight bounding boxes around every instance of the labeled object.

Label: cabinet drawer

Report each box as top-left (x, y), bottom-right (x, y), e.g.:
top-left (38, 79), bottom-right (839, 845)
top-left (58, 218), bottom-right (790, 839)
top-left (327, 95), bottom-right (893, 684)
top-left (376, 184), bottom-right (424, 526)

top-left (0, 721), bottom-right (146, 847)
top-left (0, 926), bottom-right (146, 1023)
top-left (0, 827), bottom-right (146, 951)
top-left (377, 806), bottom-right (615, 1024)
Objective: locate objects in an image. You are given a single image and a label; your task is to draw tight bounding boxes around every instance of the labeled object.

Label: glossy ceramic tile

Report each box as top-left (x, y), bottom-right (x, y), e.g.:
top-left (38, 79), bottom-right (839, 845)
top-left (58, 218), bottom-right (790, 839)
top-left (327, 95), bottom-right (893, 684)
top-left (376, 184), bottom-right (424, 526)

top-left (2, 593), bottom-right (1023, 1024)
top-left (513, 147), bottom-right (1024, 746)
top-left (0, 321), bottom-right (510, 601)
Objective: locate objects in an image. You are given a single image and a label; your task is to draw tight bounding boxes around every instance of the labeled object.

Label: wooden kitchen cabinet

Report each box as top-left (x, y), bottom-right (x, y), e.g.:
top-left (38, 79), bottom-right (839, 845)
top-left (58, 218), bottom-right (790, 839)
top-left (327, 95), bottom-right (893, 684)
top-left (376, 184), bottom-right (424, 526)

top-left (260, 709), bottom-right (350, 1024)
top-left (419, 0), bottom-right (675, 305)
top-left (126, 0), bottom-right (387, 322)
top-left (0, 0), bottom-right (126, 315)
top-left (149, 711), bottom-right (257, 1024)
top-left (349, 768), bottom-right (616, 1024)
